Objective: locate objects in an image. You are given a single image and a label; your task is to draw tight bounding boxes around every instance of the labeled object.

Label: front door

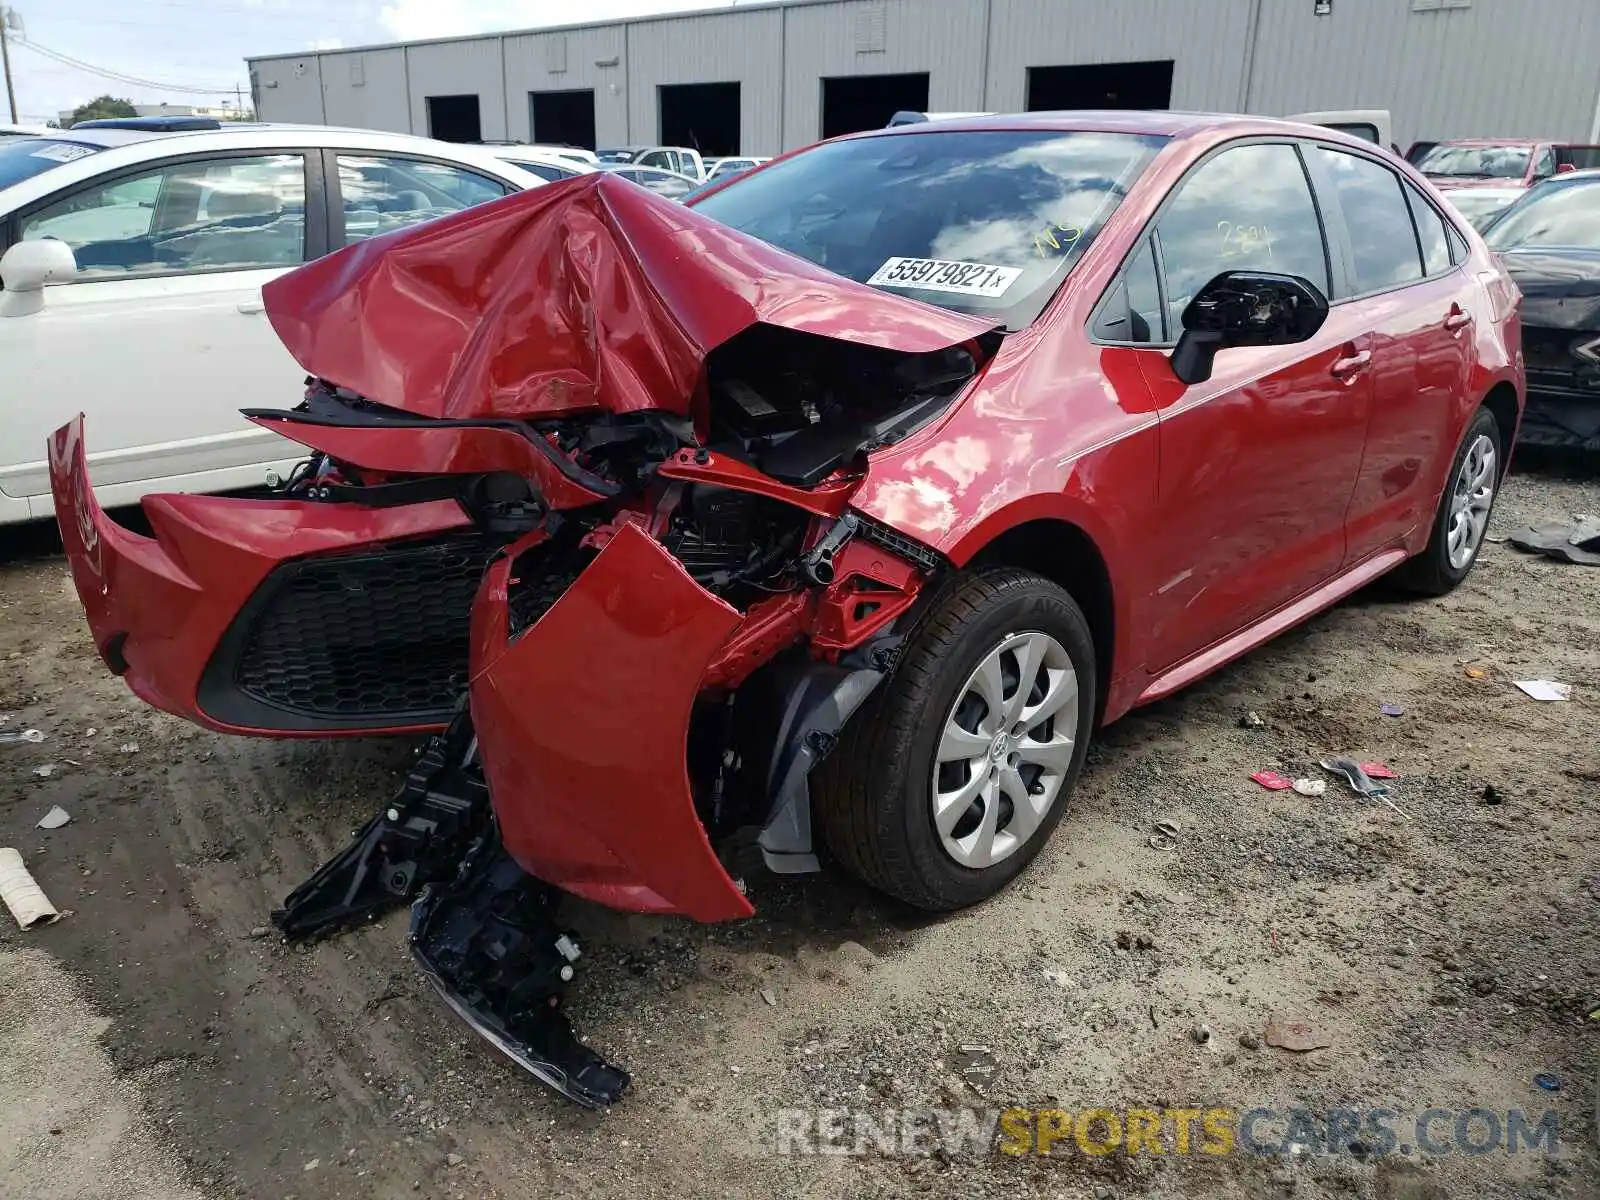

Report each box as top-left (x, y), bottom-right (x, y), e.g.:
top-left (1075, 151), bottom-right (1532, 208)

top-left (1133, 140), bottom-right (1373, 670)
top-left (0, 152), bottom-right (315, 505)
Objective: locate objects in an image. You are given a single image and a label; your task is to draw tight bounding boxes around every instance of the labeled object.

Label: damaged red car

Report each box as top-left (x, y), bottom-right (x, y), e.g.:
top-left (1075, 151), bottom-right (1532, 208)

top-left (50, 113), bottom-right (1523, 1107)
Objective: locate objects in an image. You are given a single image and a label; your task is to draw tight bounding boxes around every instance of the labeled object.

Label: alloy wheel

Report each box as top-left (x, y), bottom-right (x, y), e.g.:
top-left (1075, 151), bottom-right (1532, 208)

top-left (1447, 433), bottom-right (1496, 570)
top-left (930, 630), bottom-right (1078, 869)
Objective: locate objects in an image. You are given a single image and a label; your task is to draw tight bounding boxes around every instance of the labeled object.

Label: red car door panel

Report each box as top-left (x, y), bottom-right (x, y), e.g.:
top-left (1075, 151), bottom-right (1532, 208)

top-left (1138, 315), bottom-right (1372, 668)
top-left (1128, 140), bottom-right (1369, 672)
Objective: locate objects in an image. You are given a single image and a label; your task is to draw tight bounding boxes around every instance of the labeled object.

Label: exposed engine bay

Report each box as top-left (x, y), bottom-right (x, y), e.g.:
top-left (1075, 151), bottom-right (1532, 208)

top-left (259, 322), bottom-right (990, 1108)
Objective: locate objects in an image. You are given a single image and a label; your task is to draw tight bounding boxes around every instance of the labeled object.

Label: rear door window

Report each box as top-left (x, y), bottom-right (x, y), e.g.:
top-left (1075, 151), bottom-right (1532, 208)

top-left (336, 154), bottom-right (508, 244)
top-left (1154, 142), bottom-right (1329, 329)
top-left (1309, 147), bottom-right (1424, 294)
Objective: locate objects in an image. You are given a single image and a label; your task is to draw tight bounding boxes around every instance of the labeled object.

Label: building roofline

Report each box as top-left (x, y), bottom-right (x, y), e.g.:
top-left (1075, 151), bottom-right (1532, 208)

top-left (246, 0), bottom-right (830, 64)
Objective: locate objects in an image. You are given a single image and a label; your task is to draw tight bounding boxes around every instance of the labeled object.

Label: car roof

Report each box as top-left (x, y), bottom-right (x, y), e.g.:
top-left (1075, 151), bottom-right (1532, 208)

top-left (841, 109), bottom-right (1379, 144)
top-left (1427, 138), bottom-right (1544, 147)
top-left (0, 125), bottom-right (548, 212)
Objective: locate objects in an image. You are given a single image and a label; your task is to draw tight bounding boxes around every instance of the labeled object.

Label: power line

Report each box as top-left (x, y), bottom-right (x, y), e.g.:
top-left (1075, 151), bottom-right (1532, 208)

top-left (11, 33), bottom-right (236, 94)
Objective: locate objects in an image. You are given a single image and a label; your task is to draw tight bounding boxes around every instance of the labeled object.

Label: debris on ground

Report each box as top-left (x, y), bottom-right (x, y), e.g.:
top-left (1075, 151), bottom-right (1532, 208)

top-left (1482, 784), bottom-right (1503, 805)
top-left (31, 764), bottom-right (55, 779)
top-left (1533, 1073), bottom-right (1561, 1091)
top-left (1190, 1024), bottom-right (1212, 1045)
top-left (118, 742), bottom-right (141, 754)
top-left (759, 988), bottom-right (777, 1007)
top-left (1263, 1013), bottom-right (1332, 1053)
top-left (1513, 680), bottom-right (1570, 702)
top-left (1250, 770), bottom-right (1294, 790)
top-left (35, 806), bottom-right (70, 830)
top-left (1360, 762), bottom-right (1397, 779)
top-left (0, 728), bottom-right (45, 746)
top-left (1380, 703), bottom-right (1406, 717)
top-left (1149, 817), bottom-right (1180, 849)
top-left (1464, 663), bottom-right (1491, 679)
top-left (1505, 518), bottom-right (1600, 566)
top-left (1239, 710), bottom-right (1265, 728)
top-left (0, 848), bottom-right (60, 929)
top-left (1320, 758), bottom-right (1389, 797)
top-left (1042, 967), bottom-right (1075, 988)
top-left (1291, 778), bottom-right (1327, 797)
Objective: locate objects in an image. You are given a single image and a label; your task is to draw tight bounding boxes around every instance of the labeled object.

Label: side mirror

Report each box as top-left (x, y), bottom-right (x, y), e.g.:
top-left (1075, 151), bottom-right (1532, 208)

top-left (1169, 270), bottom-right (1330, 386)
top-left (0, 240), bottom-right (79, 318)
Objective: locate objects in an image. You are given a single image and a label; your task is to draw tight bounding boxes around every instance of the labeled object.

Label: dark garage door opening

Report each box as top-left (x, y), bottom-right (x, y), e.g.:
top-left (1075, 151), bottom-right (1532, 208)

top-left (531, 89), bottom-right (597, 150)
top-left (1026, 61), bottom-right (1174, 112)
top-left (659, 82), bottom-right (741, 156)
top-left (821, 72), bottom-right (930, 139)
top-left (426, 94), bottom-right (482, 143)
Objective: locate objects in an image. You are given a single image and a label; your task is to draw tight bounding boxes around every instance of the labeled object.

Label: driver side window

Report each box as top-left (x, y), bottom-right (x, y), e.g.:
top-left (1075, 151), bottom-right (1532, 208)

top-left (19, 154), bottom-right (307, 279)
top-left (1155, 143), bottom-right (1329, 330)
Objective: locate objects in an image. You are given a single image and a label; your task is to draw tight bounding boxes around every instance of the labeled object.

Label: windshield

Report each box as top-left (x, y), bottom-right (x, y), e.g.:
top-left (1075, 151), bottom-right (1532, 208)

top-left (1485, 178), bottom-right (1600, 249)
top-left (1417, 144), bottom-right (1531, 180)
top-left (690, 128), bottom-right (1165, 328)
top-left (0, 138), bottom-right (101, 189)
top-left (596, 149), bottom-right (637, 164)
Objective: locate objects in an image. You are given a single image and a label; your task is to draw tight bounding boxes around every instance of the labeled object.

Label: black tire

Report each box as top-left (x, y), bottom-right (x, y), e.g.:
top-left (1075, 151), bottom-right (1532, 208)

top-left (1392, 406), bottom-right (1503, 596)
top-left (813, 568), bottom-right (1096, 911)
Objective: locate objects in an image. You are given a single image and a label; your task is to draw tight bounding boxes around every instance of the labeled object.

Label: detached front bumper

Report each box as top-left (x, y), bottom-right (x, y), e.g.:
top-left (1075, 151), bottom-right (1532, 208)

top-left (48, 416), bottom-right (483, 735)
top-left (469, 522), bottom-right (755, 922)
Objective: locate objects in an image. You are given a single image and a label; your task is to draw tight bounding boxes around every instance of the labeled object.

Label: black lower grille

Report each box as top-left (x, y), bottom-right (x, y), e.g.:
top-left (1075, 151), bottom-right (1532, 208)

top-left (200, 532), bottom-right (501, 730)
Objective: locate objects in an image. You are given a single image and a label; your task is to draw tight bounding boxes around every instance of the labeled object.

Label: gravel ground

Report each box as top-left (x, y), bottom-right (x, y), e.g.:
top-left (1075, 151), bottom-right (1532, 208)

top-left (0, 454), bottom-right (1595, 1200)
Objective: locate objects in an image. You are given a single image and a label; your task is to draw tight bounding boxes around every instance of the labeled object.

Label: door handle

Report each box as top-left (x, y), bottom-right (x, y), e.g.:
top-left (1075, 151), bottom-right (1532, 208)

top-left (237, 298), bottom-right (265, 315)
top-left (1444, 308), bottom-right (1472, 332)
top-left (1330, 349), bottom-right (1372, 379)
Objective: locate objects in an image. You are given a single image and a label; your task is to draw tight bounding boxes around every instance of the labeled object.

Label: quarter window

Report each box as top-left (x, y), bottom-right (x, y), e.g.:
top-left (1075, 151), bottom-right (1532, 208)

top-left (1094, 237), bottom-right (1163, 344)
top-left (336, 154), bottom-right (508, 244)
top-left (1155, 143), bottom-right (1329, 331)
top-left (1402, 181), bottom-right (1453, 276)
top-left (1310, 147), bottom-right (1424, 294)
top-left (19, 154), bottom-right (307, 278)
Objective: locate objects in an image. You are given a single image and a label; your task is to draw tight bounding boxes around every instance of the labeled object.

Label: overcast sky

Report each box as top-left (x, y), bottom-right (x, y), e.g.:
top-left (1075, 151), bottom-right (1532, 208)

top-left (6, 0), bottom-right (735, 123)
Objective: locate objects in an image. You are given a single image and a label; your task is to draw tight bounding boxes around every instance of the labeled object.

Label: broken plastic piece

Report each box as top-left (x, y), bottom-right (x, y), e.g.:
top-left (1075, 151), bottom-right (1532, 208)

top-left (1380, 703), bottom-right (1405, 717)
top-left (1513, 680), bottom-right (1570, 702)
top-left (0, 848), bottom-right (59, 929)
top-left (1359, 763), bottom-right (1397, 780)
top-left (1250, 771), bottom-right (1294, 790)
top-left (36, 806), bottom-right (70, 830)
top-left (0, 728), bottom-right (44, 746)
top-left (274, 718), bottom-right (487, 938)
top-left (410, 827), bottom-right (630, 1109)
top-left (1291, 778), bottom-right (1327, 797)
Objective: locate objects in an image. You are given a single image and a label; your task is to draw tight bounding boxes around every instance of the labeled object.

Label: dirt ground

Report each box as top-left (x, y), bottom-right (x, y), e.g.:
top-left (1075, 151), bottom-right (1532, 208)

top-left (1, 455), bottom-right (1596, 1200)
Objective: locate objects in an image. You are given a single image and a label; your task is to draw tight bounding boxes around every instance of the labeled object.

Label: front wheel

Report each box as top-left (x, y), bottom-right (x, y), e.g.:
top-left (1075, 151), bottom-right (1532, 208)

top-left (813, 568), bottom-right (1096, 911)
top-left (1393, 407), bottom-right (1502, 596)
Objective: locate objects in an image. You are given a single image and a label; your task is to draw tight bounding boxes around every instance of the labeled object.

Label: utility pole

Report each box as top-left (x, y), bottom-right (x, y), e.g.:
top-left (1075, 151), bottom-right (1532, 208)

top-left (1, 7), bottom-right (18, 124)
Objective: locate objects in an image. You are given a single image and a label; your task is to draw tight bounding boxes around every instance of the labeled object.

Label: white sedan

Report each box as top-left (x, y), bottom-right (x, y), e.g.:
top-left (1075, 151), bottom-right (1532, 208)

top-left (0, 123), bottom-right (548, 525)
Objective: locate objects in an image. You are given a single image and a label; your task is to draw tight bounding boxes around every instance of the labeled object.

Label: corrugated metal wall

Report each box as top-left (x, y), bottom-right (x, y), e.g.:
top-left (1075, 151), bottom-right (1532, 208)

top-left (503, 25), bottom-right (629, 143)
top-left (319, 49), bottom-right (411, 133)
top-left (984, 0), bottom-right (1256, 112)
top-left (626, 8), bottom-right (785, 149)
top-left (780, 0), bottom-right (987, 140)
top-left (250, 0), bottom-right (1600, 153)
top-left (1248, 0), bottom-right (1600, 144)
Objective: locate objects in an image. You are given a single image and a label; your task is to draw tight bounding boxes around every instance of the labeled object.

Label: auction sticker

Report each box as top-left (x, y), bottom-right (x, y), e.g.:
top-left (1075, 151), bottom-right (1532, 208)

top-left (29, 143), bottom-right (97, 164)
top-left (867, 256), bottom-right (1022, 298)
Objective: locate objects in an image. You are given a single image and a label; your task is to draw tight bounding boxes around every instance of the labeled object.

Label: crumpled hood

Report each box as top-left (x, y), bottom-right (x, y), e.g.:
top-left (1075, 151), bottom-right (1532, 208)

top-left (1500, 248), bottom-right (1600, 331)
top-left (263, 172), bottom-right (995, 421)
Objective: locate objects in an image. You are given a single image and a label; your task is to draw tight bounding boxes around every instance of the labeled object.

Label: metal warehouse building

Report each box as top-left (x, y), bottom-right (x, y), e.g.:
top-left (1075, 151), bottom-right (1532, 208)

top-left (248, 0), bottom-right (1600, 155)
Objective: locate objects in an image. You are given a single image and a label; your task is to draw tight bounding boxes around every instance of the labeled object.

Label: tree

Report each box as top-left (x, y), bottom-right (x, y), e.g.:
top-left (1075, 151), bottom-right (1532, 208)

top-left (69, 95), bottom-right (137, 125)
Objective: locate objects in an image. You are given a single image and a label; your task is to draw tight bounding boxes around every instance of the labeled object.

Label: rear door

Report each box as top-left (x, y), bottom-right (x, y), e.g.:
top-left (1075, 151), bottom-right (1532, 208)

top-left (0, 149), bottom-right (322, 507)
top-left (1303, 145), bottom-right (1478, 562)
top-left (1130, 140), bottom-right (1374, 669)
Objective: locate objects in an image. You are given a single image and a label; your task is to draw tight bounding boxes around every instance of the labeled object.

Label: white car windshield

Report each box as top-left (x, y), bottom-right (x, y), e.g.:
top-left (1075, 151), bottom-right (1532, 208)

top-left (690, 129), bottom-right (1164, 329)
top-left (0, 138), bottom-right (101, 188)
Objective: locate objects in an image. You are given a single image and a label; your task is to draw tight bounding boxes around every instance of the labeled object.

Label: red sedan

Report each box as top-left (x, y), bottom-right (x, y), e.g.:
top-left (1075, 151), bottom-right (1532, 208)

top-left (50, 112), bottom-right (1522, 1105)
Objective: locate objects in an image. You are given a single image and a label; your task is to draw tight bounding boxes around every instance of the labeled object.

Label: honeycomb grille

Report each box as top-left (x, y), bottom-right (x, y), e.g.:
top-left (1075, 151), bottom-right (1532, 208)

top-left (231, 533), bottom-right (500, 721)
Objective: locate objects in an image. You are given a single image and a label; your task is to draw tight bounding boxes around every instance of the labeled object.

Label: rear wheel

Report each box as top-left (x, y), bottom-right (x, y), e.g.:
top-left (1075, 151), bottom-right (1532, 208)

top-left (1393, 407), bottom-right (1502, 595)
top-left (814, 568), bottom-right (1096, 911)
